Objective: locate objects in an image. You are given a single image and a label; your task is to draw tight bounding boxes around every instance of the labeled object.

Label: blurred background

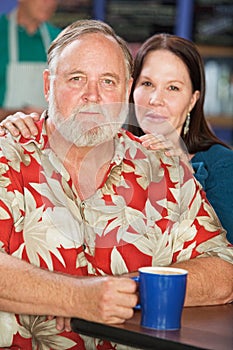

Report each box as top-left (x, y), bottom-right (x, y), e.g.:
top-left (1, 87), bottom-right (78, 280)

top-left (1, 0), bottom-right (232, 145)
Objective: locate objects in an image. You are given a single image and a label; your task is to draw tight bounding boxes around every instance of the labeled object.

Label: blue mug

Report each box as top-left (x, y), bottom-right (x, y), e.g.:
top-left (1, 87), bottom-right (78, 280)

top-left (133, 266), bottom-right (188, 330)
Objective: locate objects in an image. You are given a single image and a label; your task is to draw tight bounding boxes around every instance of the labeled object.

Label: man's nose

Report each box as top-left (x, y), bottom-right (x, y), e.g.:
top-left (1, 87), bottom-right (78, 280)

top-left (82, 81), bottom-right (101, 103)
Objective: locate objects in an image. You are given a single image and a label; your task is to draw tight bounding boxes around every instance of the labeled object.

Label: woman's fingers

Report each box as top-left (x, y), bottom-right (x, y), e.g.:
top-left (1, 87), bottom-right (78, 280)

top-left (0, 112), bottom-right (39, 138)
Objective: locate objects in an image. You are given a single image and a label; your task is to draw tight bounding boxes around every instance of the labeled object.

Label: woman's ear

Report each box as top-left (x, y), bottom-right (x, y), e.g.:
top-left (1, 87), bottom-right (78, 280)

top-left (189, 90), bottom-right (200, 112)
top-left (43, 69), bottom-right (51, 102)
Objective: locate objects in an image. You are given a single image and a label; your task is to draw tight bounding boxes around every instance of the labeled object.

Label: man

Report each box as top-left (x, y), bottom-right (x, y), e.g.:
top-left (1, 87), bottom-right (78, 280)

top-left (0, 0), bottom-right (61, 121)
top-left (0, 19), bottom-right (232, 349)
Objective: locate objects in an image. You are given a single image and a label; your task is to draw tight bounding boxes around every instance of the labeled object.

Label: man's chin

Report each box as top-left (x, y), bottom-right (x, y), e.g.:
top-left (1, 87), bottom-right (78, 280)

top-left (73, 128), bottom-right (117, 148)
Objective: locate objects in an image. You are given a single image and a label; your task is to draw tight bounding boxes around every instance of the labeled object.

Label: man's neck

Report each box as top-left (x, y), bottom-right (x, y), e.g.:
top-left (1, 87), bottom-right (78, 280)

top-left (64, 141), bottom-right (115, 200)
top-left (46, 123), bottom-right (115, 200)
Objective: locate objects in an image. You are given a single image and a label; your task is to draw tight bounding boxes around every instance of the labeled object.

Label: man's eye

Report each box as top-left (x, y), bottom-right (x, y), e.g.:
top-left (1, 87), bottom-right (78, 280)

top-left (103, 79), bottom-right (114, 85)
top-left (72, 76), bottom-right (82, 81)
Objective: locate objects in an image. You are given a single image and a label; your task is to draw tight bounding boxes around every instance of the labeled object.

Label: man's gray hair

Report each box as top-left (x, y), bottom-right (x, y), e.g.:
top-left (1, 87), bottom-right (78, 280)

top-left (47, 19), bottom-right (133, 80)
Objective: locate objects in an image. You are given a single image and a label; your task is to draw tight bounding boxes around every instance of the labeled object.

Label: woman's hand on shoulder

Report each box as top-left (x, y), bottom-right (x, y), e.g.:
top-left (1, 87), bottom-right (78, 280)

top-left (140, 133), bottom-right (174, 155)
top-left (0, 111), bottom-right (40, 138)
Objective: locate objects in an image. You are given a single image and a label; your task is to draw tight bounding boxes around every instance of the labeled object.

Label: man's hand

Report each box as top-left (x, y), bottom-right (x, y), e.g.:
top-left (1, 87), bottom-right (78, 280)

top-left (47, 316), bottom-right (72, 332)
top-left (0, 112), bottom-right (40, 138)
top-left (72, 276), bottom-right (138, 325)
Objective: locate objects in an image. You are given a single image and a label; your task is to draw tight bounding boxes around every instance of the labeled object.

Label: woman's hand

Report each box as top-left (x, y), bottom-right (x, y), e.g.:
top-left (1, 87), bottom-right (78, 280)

top-left (140, 133), bottom-right (174, 155)
top-left (0, 112), bottom-right (40, 138)
top-left (140, 133), bottom-right (192, 170)
top-left (140, 133), bottom-right (189, 158)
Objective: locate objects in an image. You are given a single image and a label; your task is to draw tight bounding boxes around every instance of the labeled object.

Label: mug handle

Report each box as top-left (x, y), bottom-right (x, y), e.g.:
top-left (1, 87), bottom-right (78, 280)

top-left (131, 276), bottom-right (141, 310)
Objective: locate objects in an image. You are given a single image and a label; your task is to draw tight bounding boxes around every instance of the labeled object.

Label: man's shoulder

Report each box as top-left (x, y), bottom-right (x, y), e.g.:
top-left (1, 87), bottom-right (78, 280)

top-left (0, 117), bottom-right (46, 156)
top-left (117, 128), bottom-right (182, 167)
top-left (193, 144), bottom-right (233, 167)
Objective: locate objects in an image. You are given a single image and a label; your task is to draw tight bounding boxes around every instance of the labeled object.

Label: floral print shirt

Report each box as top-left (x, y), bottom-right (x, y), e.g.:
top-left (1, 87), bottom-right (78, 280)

top-left (0, 118), bottom-right (232, 350)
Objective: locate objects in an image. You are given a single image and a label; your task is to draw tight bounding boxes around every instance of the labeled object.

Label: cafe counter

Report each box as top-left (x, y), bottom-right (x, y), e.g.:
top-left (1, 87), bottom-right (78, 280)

top-left (71, 303), bottom-right (233, 350)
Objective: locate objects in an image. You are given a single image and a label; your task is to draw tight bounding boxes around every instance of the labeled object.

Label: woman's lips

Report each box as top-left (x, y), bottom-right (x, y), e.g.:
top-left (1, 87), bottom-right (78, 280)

top-left (144, 113), bottom-right (169, 122)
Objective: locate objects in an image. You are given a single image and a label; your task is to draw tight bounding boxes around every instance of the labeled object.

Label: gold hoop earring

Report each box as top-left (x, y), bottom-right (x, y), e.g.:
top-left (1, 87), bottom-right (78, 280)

top-left (183, 113), bottom-right (190, 136)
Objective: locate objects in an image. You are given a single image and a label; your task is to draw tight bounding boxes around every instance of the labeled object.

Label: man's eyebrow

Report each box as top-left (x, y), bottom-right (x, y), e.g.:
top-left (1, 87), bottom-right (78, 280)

top-left (66, 69), bottom-right (85, 76)
top-left (101, 72), bottom-right (120, 82)
top-left (64, 70), bottom-right (120, 80)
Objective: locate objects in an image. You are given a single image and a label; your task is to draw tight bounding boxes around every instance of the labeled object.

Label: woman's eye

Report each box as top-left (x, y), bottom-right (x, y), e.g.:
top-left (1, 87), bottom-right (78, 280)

top-left (142, 81), bottom-right (152, 87)
top-left (169, 85), bottom-right (179, 91)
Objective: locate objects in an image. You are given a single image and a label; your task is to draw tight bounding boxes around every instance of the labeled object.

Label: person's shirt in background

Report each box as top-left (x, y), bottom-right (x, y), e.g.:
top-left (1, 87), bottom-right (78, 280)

top-left (0, 13), bottom-right (60, 110)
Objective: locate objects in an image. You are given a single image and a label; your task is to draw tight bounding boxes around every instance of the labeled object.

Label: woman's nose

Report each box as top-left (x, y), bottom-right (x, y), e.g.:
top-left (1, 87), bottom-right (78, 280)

top-left (149, 89), bottom-right (165, 106)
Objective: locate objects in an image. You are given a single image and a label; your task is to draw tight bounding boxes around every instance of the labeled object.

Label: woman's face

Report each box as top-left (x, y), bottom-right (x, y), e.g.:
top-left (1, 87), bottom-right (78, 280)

top-left (133, 49), bottom-right (200, 136)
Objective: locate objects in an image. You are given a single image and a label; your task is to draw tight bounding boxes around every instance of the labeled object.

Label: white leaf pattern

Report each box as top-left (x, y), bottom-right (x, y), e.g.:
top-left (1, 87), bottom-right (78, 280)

top-left (111, 246), bottom-right (129, 274)
top-left (0, 121), bottom-right (232, 349)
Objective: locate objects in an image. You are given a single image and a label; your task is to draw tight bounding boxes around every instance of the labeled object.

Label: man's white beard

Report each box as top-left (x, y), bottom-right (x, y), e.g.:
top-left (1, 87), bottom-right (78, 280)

top-left (47, 91), bottom-right (128, 147)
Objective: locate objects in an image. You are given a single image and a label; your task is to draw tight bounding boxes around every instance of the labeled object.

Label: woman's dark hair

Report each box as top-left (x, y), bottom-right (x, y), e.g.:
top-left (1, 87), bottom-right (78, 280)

top-left (128, 33), bottom-right (229, 153)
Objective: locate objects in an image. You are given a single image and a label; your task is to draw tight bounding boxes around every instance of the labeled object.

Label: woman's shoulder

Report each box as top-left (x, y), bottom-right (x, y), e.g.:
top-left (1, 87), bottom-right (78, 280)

top-left (191, 144), bottom-right (233, 188)
top-left (193, 144), bottom-right (233, 163)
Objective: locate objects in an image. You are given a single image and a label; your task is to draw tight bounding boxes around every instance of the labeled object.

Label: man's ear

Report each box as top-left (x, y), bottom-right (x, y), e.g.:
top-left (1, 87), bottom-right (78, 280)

top-left (43, 69), bottom-right (51, 102)
top-left (127, 77), bottom-right (133, 99)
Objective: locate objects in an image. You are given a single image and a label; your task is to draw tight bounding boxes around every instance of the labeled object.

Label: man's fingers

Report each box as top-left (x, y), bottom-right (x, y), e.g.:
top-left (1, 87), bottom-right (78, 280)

top-left (55, 317), bottom-right (72, 332)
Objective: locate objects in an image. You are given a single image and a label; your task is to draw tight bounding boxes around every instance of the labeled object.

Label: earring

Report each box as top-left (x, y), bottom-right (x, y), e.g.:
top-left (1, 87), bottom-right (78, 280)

top-left (183, 113), bottom-right (190, 136)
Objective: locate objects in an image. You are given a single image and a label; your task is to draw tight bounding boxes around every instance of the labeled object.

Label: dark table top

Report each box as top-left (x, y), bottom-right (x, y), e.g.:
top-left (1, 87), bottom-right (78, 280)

top-left (71, 303), bottom-right (233, 350)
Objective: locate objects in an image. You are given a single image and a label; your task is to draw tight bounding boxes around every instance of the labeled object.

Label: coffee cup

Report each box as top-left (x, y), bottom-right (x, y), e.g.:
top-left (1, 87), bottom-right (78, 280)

top-left (133, 266), bottom-right (188, 330)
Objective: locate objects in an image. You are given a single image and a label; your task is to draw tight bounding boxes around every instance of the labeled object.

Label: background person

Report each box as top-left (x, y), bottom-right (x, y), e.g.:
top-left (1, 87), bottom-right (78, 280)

top-left (0, 20), bottom-right (232, 349)
top-left (0, 0), bottom-right (60, 122)
top-left (128, 33), bottom-right (233, 244)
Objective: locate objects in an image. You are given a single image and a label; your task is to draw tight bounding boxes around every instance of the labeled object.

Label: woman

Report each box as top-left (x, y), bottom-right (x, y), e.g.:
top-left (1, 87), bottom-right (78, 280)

top-left (128, 33), bottom-right (233, 244)
top-left (0, 33), bottom-right (233, 244)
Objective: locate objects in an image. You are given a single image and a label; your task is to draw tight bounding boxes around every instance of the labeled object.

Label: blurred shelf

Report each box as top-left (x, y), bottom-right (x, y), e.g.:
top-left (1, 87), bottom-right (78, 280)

top-left (198, 45), bottom-right (233, 58)
top-left (207, 116), bottom-right (233, 128)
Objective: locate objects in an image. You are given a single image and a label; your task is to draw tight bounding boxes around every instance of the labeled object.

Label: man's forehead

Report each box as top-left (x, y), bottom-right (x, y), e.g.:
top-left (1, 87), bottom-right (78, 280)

top-left (57, 32), bottom-right (125, 74)
top-left (62, 32), bottom-right (120, 53)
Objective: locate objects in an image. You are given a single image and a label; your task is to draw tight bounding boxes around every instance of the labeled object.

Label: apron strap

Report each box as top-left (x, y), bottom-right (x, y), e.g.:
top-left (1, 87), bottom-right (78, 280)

top-left (8, 9), bottom-right (51, 63)
top-left (40, 23), bottom-right (51, 53)
top-left (9, 9), bottom-right (18, 62)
